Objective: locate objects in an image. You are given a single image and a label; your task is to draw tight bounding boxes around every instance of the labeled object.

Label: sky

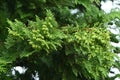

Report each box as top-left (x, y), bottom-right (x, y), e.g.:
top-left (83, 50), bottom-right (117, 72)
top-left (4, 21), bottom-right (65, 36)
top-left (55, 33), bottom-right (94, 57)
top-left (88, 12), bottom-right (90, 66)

top-left (101, 0), bottom-right (120, 80)
top-left (101, 0), bottom-right (120, 13)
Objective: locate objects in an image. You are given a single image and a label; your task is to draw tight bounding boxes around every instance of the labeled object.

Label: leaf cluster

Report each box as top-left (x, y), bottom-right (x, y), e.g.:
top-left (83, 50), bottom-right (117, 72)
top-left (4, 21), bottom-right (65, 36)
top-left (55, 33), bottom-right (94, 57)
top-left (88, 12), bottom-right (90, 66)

top-left (0, 0), bottom-right (120, 80)
top-left (1, 11), bottom-right (115, 80)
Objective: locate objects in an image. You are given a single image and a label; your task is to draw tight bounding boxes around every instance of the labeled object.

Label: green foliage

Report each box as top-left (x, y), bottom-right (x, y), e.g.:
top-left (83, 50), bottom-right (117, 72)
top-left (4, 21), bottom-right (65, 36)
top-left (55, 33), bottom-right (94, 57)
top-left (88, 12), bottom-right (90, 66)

top-left (0, 0), bottom-right (120, 80)
top-left (5, 11), bottom-right (64, 57)
top-left (1, 11), bottom-right (115, 80)
top-left (64, 27), bottom-right (115, 80)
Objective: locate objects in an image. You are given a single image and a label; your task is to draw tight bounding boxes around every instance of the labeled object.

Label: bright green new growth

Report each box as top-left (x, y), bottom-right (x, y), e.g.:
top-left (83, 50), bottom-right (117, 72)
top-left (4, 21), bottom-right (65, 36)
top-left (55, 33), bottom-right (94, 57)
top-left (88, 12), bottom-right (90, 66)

top-left (0, 0), bottom-right (120, 80)
top-left (3, 11), bottom-right (115, 80)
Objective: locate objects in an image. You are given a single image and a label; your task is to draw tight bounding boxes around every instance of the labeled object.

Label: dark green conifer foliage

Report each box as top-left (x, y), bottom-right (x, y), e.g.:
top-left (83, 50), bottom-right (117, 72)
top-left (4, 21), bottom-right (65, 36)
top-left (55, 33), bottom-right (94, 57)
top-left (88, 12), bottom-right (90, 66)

top-left (0, 0), bottom-right (120, 80)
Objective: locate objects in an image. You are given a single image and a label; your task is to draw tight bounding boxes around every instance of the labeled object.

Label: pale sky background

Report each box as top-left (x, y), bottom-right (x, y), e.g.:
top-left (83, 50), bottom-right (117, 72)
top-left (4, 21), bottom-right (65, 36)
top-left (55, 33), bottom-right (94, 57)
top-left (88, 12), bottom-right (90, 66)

top-left (12, 1), bottom-right (120, 80)
top-left (101, 0), bottom-right (120, 13)
top-left (101, 0), bottom-right (120, 80)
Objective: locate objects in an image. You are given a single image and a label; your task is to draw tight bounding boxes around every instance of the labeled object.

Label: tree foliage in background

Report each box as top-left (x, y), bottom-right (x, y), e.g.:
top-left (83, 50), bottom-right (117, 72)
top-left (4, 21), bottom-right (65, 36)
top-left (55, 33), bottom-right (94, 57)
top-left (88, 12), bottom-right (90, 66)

top-left (0, 0), bottom-right (120, 80)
